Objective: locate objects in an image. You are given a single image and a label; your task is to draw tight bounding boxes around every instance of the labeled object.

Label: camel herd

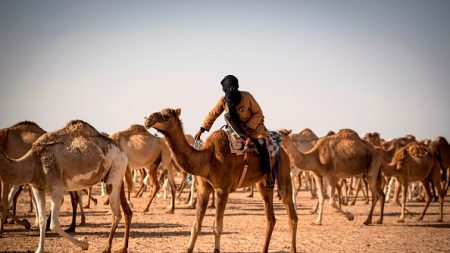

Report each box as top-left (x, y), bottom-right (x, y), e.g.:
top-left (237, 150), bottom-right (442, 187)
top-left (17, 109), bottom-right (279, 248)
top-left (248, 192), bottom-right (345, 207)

top-left (0, 108), bottom-right (449, 253)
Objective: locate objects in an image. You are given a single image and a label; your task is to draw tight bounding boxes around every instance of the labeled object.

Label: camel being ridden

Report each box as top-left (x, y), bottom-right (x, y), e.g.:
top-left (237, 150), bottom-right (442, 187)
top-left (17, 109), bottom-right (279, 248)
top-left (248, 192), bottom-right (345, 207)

top-left (279, 129), bottom-right (385, 225)
top-left (0, 120), bottom-right (132, 253)
top-left (144, 108), bottom-right (298, 253)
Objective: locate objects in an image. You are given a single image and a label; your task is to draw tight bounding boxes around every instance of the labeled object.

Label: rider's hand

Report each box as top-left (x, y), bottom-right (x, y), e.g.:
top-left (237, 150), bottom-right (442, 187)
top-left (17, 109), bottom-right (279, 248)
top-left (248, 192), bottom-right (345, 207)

top-left (194, 127), bottom-right (205, 140)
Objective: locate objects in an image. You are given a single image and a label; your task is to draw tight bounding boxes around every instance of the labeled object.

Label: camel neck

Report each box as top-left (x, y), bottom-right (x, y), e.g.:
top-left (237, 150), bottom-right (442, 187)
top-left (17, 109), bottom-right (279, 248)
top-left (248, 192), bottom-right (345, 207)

top-left (0, 150), bottom-right (37, 185)
top-left (285, 139), bottom-right (319, 172)
top-left (162, 120), bottom-right (210, 177)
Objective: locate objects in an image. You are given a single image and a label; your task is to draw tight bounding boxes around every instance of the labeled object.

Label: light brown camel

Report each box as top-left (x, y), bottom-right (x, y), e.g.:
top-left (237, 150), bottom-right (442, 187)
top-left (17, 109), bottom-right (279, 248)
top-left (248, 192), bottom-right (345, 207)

top-left (0, 121), bottom-right (46, 233)
top-left (288, 128), bottom-right (319, 205)
top-left (0, 120), bottom-right (132, 253)
top-left (382, 142), bottom-right (445, 222)
top-left (144, 108), bottom-right (298, 253)
top-left (110, 124), bottom-right (176, 213)
top-left (279, 128), bottom-right (385, 225)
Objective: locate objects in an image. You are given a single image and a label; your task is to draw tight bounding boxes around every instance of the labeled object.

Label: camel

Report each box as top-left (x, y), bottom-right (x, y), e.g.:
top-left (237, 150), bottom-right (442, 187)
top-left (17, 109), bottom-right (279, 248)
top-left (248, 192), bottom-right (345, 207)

top-left (279, 128), bottom-right (385, 225)
top-left (0, 121), bottom-right (46, 234)
top-left (1, 122), bottom-right (95, 235)
top-left (144, 108), bottom-right (297, 253)
top-left (382, 142), bottom-right (445, 222)
top-left (288, 128), bottom-right (319, 206)
top-left (110, 124), bottom-right (176, 213)
top-left (429, 136), bottom-right (450, 194)
top-left (0, 120), bottom-right (132, 253)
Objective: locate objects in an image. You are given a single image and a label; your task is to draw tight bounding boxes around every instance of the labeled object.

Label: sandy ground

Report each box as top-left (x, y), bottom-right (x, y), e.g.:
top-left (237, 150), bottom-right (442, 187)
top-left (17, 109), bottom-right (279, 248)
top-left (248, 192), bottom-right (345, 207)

top-left (1, 180), bottom-right (449, 253)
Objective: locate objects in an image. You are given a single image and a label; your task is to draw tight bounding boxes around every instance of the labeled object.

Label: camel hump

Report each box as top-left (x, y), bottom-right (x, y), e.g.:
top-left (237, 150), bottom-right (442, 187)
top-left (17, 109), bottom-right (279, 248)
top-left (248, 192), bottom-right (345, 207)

top-left (64, 120), bottom-right (100, 137)
top-left (336, 129), bottom-right (360, 140)
top-left (127, 124), bottom-right (149, 134)
top-left (293, 128), bottom-right (318, 141)
top-left (10, 121), bottom-right (45, 133)
top-left (406, 142), bottom-right (429, 158)
top-left (435, 136), bottom-right (449, 146)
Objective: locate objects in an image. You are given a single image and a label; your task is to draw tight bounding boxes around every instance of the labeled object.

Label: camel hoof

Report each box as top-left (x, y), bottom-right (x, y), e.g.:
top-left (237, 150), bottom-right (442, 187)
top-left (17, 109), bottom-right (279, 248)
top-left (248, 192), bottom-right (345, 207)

top-left (84, 205), bottom-right (90, 209)
top-left (65, 227), bottom-right (75, 234)
top-left (375, 219), bottom-right (383, 225)
top-left (165, 209), bottom-right (174, 214)
top-left (208, 204), bottom-right (215, 209)
top-left (346, 213), bottom-right (355, 221)
top-left (311, 221), bottom-right (322, 226)
top-left (213, 248), bottom-right (220, 253)
top-left (142, 208), bottom-right (149, 213)
top-left (23, 219), bottom-right (31, 230)
top-left (309, 210), bottom-right (317, 215)
top-left (78, 237), bottom-right (89, 250)
top-left (188, 205), bottom-right (195, 209)
top-left (397, 219), bottom-right (405, 223)
top-left (116, 247), bottom-right (128, 253)
top-left (363, 220), bottom-right (372, 226)
top-left (416, 217), bottom-right (424, 221)
top-left (436, 218), bottom-right (443, 222)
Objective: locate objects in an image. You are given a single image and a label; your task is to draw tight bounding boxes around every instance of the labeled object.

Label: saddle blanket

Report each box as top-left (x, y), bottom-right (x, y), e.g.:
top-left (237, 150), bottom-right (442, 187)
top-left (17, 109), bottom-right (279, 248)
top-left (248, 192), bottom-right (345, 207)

top-left (224, 125), bottom-right (282, 157)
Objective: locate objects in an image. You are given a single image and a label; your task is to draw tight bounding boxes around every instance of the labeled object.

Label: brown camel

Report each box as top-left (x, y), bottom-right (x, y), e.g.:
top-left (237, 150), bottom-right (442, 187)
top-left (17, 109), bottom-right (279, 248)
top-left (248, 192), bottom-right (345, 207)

top-left (0, 121), bottom-right (46, 233)
top-left (279, 128), bottom-right (385, 225)
top-left (144, 108), bottom-right (297, 253)
top-left (110, 124), bottom-right (176, 213)
top-left (429, 136), bottom-right (450, 194)
top-left (382, 142), bottom-right (445, 222)
top-left (0, 120), bottom-right (132, 253)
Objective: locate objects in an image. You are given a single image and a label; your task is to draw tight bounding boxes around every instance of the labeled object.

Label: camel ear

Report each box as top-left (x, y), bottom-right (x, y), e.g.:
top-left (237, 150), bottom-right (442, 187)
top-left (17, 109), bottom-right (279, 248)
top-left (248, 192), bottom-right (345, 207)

top-left (174, 108), bottom-right (181, 117)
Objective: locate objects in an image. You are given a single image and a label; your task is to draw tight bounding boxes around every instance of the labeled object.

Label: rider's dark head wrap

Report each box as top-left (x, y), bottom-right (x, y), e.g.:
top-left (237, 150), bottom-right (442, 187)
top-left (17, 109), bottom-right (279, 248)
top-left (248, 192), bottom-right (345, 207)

top-left (221, 75), bottom-right (241, 122)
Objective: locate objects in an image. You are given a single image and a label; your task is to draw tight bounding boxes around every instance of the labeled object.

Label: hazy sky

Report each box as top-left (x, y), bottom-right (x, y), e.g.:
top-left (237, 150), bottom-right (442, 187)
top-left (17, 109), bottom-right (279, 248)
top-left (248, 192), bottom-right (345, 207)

top-left (1, 1), bottom-right (449, 141)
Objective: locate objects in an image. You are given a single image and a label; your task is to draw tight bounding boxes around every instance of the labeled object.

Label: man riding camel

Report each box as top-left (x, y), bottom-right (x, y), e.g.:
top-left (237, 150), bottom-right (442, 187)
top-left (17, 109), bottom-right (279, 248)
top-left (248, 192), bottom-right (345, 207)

top-left (194, 74), bottom-right (274, 188)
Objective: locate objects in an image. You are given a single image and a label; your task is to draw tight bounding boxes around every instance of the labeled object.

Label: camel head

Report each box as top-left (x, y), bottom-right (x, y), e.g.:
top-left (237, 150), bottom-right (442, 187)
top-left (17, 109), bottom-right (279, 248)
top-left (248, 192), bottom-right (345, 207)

top-left (144, 108), bottom-right (181, 132)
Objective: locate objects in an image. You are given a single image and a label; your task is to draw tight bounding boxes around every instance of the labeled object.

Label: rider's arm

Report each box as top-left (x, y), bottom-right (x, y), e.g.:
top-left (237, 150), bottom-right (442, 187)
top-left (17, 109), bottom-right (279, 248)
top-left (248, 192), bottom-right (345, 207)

top-left (246, 93), bottom-right (264, 130)
top-left (201, 96), bottom-right (226, 131)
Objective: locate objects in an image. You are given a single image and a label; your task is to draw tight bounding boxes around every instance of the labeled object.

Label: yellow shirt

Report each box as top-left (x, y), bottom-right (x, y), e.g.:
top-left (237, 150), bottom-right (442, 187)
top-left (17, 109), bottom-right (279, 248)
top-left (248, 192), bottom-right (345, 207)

top-left (201, 91), bottom-right (267, 139)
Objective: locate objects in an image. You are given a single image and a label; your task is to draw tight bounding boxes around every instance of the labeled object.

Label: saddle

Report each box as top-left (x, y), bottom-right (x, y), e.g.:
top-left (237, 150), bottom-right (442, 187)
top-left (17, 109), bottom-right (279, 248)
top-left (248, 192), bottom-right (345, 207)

top-left (223, 125), bottom-right (282, 158)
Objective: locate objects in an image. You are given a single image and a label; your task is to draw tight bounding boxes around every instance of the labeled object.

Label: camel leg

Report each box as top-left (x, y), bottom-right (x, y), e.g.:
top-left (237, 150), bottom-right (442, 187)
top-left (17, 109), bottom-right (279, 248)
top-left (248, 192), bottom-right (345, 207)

top-left (417, 179), bottom-right (432, 221)
top-left (31, 187), bottom-right (47, 253)
top-left (49, 187), bottom-right (88, 250)
top-left (398, 182), bottom-right (408, 222)
top-left (364, 164), bottom-right (385, 225)
top-left (66, 191), bottom-right (79, 233)
top-left (290, 169), bottom-right (299, 208)
top-left (312, 175), bottom-right (325, 225)
top-left (188, 176), bottom-right (197, 209)
top-left (246, 184), bottom-right (254, 198)
top-left (428, 167), bottom-right (445, 222)
top-left (327, 177), bottom-right (354, 221)
top-left (350, 177), bottom-right (362, 205)
top-left (1, 184), bottom-right (31, 233)
top-left (212, 189), bottom-right (229, 253)
top-left (166, 165), bottom-right (177, 214)
top-left (78, 191), bottom-right (86, 225)
top-left (118, 183), bottom-right (132, 253)
top-left (209, 191), bottom-right (216, 209)
top-left (187, 179), bottom-right (213, 253)
top-left (256, 182), bottom-right (276, 253)
top-left (279, 176), bottom-right (298, 253)
top-left (143, 164), bottom-right (160, 213)
top-left (102, 183), bottom-right (122, 253)
top-left (177, 173), bottom-right (187, 200)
